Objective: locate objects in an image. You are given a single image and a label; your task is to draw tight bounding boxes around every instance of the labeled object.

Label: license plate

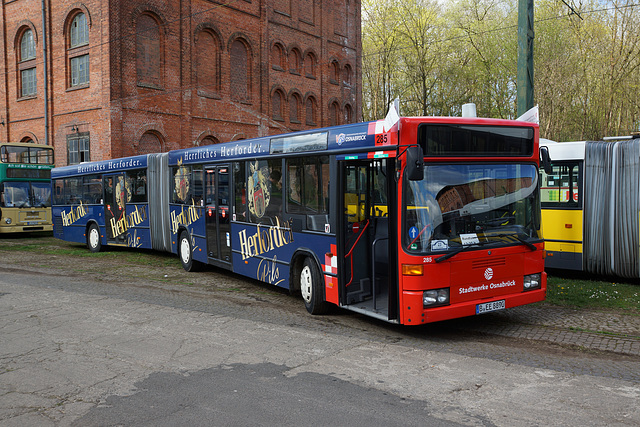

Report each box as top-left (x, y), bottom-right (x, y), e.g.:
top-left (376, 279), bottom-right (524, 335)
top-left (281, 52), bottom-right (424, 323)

top-left (476, 299), bottom-right (505, 314)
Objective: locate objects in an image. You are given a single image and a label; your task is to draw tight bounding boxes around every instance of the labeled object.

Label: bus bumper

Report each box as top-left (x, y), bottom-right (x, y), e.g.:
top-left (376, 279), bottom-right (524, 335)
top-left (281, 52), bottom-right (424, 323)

top-left (400, 287), bottom-right (547, 325)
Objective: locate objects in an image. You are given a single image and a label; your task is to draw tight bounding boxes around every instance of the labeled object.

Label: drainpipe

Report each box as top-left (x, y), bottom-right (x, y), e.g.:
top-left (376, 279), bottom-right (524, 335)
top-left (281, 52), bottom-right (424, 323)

top-left (41, 0), bottom-right (49, 146)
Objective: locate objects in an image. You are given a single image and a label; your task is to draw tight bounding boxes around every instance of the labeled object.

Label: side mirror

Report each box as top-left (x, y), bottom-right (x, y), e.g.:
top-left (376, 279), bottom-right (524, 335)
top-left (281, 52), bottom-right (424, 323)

top-left (540, 146), bottom-right (552, 174)
top-left (405, 146), bottom-right (424, 181)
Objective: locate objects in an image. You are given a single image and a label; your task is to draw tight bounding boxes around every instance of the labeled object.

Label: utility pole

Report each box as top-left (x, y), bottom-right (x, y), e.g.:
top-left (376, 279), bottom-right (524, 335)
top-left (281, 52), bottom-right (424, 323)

top-left (517, 0), bottom-right (534, 117)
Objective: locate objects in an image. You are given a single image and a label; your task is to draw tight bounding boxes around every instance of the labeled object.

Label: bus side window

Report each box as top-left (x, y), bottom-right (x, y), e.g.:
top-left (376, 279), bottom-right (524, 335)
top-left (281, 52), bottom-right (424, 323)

top-left (172, 166), bottom-right (192, 204)
top-left (541, 161), bottom-right (580, 208)
top-left (233, 161), bottom-right (246, 221)
top-left (65, 177), bottom-right (82, 205)
top-left (285, 156), bottom-right (329, 231)
top-left (128, 170), bottom-right (148, 203)
top-left (53, 179), bottom-right (65, 205)
top-left (192, 168), bottom-right (203, 206)
top-left (82, 175), bottom-right (102, 204)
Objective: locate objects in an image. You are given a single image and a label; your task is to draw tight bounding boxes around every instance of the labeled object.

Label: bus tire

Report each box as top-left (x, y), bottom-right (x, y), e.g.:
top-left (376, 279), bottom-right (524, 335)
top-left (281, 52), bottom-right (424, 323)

top-left (87, 224), bottom-right (102, 253)
top-left (300, 257), bottom-right (329, 315)
top-left (179, 230), bottom-right (201, 272)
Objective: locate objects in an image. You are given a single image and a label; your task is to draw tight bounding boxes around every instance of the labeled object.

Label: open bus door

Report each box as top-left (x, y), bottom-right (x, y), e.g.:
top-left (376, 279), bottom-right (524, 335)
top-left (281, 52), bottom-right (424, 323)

top-left (205, 165), bottom-right (232, 267)
top-left (338, 158), bottom-right (398, 321)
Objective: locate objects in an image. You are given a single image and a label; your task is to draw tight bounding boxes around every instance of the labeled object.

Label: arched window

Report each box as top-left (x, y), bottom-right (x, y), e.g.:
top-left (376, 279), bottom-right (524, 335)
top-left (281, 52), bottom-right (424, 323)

top-left (196, 31), bottom-right (220, 97)
top-left (20, 29), bottom-right (36, 60)
top-left (343, 63), bottom-right (352, 87)
top-left (305, 96), bottom-right (317, 125)
top-left (201, 136), bottom-right (219, 146)
top-left (138, 132), bottom-right (162, 154)
top-left (272, 89), bottom-right (285, 121)
top-left (18, 28), bottom-right (37, 97)
top-left (68, 12), bottom-right (89, 87)
top-left (329, 101), bottom-right (340, 126)
top-left (329, 60), bottom-right (339, 84)
top-left (230, 39), bottom-right (250, 102)
top-left (343, 104), bottom-right (353, 124)
top-left (271, 43), bottom-right (285, 71)
top-left (289, 93), bottom-right (301, 124)
top-left (70, 13), bottom-right (88, 48)
top-left (304, 52), bottom-right (316, 78)
top-left (289, 48), bottom-right (301, 74)
top-left (136, 14), bottom-right (162, 88)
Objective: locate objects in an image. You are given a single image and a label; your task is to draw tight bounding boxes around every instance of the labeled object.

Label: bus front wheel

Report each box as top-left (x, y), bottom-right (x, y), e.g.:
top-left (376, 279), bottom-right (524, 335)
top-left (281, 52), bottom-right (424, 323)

top-left (300, 257), bottom-right (329, 315)
top-left (179, 231), bottom-right (201, 272)
top-left (87, 224), bottom-right (102, 253)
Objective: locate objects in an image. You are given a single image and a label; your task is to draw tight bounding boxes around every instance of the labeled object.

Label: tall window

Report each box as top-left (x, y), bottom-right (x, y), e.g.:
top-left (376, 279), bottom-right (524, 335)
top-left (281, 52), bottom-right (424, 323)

top-left (304, 52), bottom-right (316, 78)
top-left (329, 61), bottom-right (339, 84)
top-left (344, 104), bottom-right (353, 124)
top-left (68, 133), bottom-right (90, 165)
top-left (329, 101), bottom-right (340, 126)
top-left (19, 28), bottom-right (37, 97)
top-left (271, 43), bottom-right (285, 71)
top-left (230, 39), bottom-right (250, 102)
top-left (289, 93), bottom-right (301, 124)
top-left (272, 89), bottom-right (284, 121)
top-left (21, 29), bottom-right (36, 60)
top-left (136, 14), bottom-right (161, 87)
top-left (70, 13), bottom-right (88, 47)
top-left (196, 31), bottom-right (220, 97)
top-left (68, 13), bottom-right (89, 87)
top-left (289, 48), bottom-right (301, 74)
top-left (343, 63), bottom-right (352, 87)
top-left (305, 96), bottom-right (317, 125)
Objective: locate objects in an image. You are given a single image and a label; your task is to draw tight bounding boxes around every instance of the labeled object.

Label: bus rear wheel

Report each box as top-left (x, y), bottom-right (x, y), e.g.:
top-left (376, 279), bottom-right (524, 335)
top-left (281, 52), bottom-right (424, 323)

top-left (179, 231), bottom-right (201, 272)
top-left (300, 257), bottom-right (329, 315)
top-left (87, 224), bottom-right (102, 253)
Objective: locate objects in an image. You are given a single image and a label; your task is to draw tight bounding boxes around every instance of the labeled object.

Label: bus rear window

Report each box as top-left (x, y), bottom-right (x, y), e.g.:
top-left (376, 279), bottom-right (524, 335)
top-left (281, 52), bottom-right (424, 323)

top-left (418, 124), bottom-right (534, 157)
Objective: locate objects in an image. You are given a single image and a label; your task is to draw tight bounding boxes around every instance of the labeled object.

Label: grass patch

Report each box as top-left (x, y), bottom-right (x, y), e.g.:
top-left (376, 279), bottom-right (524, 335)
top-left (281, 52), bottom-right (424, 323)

top-left (546, 272), bottom-right (640, 314)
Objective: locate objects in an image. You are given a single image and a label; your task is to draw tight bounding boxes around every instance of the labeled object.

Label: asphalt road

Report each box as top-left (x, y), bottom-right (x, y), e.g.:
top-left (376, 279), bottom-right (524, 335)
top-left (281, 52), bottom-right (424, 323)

top-left (0, 252), bottom-right (639, 426)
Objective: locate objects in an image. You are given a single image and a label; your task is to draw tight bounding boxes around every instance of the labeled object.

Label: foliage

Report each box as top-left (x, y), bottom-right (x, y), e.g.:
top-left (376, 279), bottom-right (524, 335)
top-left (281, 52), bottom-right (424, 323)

top-left (362, 0), bottom-right (640, 141)
top-left (546, 273), bottom-right (640, 313)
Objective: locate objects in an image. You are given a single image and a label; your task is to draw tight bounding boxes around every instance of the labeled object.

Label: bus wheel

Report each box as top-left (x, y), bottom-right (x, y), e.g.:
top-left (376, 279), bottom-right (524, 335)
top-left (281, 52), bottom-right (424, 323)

top-left (179, 231), bottom-right (201, 272)
top-left (300, 257), bottom-right (329, 315)
top-left (87, 224), bottom-right (102, 253)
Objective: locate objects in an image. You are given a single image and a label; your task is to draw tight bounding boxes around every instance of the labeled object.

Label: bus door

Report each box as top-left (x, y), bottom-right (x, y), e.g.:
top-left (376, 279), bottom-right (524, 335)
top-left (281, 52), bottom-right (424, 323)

top-left (103, 173), bottom-right (128, 245)
top-left (339, 159), bottom-right (397, 320)
top-left (205, 165), bottom-right (232, 266)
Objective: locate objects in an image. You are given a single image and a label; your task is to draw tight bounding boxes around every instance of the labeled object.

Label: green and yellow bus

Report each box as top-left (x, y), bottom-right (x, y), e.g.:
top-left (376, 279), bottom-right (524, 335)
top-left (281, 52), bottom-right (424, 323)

top-left (0, 142), bottom-right (54, 233)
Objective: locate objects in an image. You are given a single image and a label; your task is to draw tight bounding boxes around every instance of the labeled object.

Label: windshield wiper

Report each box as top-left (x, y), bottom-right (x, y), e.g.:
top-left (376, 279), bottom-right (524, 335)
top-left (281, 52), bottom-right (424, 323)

top-left (435, 241), bottom-right (492, 263)
top-left (500, 233), bottom-right (537, 250)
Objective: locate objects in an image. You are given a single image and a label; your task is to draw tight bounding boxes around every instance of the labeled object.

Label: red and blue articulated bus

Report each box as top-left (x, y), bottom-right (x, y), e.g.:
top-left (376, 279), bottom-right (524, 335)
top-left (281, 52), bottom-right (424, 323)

top-left (51, 115), bottom-right (546, 325)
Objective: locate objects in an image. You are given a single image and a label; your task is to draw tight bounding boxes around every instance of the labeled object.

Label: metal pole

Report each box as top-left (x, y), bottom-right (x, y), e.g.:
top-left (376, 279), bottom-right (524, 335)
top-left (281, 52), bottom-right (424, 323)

top-left (517, 0), bottom-right (534, 117)
top-left (41, 0), bottom-right (49, 146)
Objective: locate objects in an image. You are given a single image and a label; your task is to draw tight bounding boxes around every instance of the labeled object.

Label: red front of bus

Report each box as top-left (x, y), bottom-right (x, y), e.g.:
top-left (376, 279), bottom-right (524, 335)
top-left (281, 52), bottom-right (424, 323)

top-left (396, 118), bottom-right (546, 325)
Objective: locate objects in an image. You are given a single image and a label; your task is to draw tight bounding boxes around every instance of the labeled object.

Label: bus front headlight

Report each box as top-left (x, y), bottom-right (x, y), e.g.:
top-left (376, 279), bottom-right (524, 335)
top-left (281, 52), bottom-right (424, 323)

top-left (5, 217), bottom-right (11, 224)
top-left (523, 273), bottom-right (541, 291)
top-left (423, 288), bottom-right (449, 307)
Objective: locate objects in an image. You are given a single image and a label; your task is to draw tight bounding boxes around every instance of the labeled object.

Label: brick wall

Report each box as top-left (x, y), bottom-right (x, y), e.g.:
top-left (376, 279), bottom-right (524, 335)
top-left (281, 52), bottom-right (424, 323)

top-left (0, 0), bottom-right (361, 166)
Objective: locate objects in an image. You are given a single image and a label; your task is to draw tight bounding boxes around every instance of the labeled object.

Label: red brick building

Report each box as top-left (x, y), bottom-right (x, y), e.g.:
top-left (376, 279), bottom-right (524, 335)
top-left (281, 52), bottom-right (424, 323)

top-left (0, 0), bottom-right (361, 166)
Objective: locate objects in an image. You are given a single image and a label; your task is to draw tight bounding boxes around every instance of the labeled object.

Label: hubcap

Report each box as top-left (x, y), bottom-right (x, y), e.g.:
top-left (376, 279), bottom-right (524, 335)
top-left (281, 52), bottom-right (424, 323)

top-left (180, 238), bottom-right (191, 264)
top-left (300, 265), bottom-right (312, 303)
top-left (89, 228), bottom-right (99, 248)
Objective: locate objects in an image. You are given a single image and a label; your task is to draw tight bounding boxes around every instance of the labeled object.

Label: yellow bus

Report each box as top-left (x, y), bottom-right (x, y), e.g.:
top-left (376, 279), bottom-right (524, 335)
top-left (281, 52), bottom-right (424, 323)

top-left (0, 142), bottom-right (54, 233)
top-left (540, 136), bottom-right (640, 277)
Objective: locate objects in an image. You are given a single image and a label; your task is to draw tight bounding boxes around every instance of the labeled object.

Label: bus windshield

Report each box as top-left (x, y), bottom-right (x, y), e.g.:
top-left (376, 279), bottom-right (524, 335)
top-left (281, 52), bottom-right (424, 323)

top-left (404, 163), bottom-right (540, 254)
top-left (0, 181), bottom-right (51, 208)
top-left (0, 145), bottom-right (54, 165)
